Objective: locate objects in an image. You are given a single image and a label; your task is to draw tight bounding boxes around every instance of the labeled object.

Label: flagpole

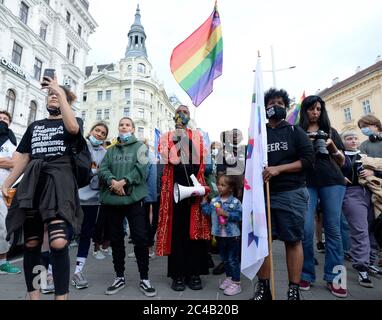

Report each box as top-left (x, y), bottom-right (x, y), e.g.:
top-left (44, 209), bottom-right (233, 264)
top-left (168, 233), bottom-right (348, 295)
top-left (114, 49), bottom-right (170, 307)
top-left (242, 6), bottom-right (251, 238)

top-left (193, 106), bottom-right (197, 127)
top-left (265, 182), bottom-right (276, 300)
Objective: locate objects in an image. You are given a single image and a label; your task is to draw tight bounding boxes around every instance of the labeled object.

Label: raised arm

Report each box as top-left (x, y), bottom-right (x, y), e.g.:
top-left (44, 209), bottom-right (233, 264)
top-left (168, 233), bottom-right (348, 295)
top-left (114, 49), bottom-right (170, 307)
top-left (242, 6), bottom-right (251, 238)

top-left (44, 75), bottom-right (79, 135)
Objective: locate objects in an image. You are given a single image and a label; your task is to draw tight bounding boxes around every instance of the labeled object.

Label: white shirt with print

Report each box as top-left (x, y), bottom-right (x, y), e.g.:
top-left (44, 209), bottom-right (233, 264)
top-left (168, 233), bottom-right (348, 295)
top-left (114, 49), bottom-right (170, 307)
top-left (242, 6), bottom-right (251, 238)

top-left (0, 139), bottom-right (16, 185)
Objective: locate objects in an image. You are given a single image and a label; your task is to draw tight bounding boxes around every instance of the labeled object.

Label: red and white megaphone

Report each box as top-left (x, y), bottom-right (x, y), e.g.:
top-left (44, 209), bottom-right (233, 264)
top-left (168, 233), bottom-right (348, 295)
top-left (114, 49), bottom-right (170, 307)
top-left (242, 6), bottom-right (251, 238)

top-left (174, 174), bottom-right (210, 203)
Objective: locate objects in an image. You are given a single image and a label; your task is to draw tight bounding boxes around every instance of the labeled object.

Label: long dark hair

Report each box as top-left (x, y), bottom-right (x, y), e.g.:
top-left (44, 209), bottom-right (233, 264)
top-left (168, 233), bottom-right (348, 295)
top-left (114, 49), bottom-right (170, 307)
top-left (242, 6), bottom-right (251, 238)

top-left (299, 95), bottom-right (331, 133)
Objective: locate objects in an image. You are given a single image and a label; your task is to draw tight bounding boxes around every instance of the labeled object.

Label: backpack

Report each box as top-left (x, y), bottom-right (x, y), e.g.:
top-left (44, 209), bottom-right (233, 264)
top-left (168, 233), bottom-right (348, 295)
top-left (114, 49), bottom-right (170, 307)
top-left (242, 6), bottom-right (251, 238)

top-left (70, 135), bottom-right (93, 188)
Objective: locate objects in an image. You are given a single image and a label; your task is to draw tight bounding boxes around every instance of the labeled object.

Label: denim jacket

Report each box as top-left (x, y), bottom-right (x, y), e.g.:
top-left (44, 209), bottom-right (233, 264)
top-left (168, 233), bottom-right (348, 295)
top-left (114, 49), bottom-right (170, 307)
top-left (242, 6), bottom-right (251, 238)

top-left (201, 195), bottom-right (242, 237)
top-left (144, 152), bottom-right (157, 203)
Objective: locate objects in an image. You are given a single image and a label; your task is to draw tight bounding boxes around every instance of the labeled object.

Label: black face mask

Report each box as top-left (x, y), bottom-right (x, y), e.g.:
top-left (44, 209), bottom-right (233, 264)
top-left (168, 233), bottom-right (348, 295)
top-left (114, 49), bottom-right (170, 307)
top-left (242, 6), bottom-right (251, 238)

top-left (0, 121), bottom-right (9, 135)
top-left (46, 106), bottom-right (61, 116)
top-left (266, 105), bottom-right (286, 121)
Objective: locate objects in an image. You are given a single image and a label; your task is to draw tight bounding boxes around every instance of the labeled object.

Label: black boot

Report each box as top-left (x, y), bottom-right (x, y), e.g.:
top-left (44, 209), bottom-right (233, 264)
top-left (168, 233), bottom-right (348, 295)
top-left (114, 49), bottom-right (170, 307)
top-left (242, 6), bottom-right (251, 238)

top-left (250, 279), bottom-right (272, 300)
top-left (171, 276), bottom-right (185, 291)
top-left (186, 275), bottom-right (202, 290)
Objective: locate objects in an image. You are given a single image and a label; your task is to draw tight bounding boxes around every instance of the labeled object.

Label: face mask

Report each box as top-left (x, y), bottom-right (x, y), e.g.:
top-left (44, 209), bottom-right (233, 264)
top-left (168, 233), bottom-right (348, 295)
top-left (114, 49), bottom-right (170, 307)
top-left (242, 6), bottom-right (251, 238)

top-left (174, 112), bottom-right (190, 126)
top-left (266, 105), bottom-right (286, 120)
top-left (46, 106), bottom-right (61, 116)
top-left (0, 121), bottom-right (9, 134)
top-left (89, 135), bottom-right (103, 147)
top-left (118, 132), bottom-right (132, 143)
top-left (361, 127), bottom-right (374, 137)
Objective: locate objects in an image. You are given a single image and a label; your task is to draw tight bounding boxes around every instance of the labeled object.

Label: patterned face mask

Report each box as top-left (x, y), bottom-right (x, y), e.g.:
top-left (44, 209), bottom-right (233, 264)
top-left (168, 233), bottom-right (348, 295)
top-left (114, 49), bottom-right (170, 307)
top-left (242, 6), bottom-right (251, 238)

top-left (266, 105), bottom-right (286, 121)
top-left (174, 112), bottom-right (190, 126)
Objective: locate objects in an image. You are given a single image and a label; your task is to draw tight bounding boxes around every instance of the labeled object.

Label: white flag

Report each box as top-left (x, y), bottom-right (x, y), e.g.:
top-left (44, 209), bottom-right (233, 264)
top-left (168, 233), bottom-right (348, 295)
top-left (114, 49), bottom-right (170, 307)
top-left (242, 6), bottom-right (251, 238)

top-left (241, 58), bottom-right (269, 280)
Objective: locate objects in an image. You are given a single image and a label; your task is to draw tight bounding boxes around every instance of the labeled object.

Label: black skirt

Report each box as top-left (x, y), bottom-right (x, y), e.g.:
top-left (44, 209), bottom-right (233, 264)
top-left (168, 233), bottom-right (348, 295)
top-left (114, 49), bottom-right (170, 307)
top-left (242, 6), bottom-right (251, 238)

top-left (167, 163), bottom-right (209, 278)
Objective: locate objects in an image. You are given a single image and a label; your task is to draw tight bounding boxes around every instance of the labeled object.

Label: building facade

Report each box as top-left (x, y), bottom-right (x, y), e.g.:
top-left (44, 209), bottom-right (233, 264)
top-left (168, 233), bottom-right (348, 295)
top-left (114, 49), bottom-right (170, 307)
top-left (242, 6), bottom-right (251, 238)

top-left (320, 58), bottom-right (382, 139)
top-left (0, 0), bottom-right (97, 140)
top-left (81, 5), bottom-right (177, 146)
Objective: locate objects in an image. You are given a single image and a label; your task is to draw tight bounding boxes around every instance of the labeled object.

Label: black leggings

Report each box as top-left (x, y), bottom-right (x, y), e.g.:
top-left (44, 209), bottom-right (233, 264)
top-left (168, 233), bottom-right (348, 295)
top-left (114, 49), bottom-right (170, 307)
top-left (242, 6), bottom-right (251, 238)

top-left (23, 212), bottom-right (70, 296)
top-left (105, 202), bottom-right (150, 279)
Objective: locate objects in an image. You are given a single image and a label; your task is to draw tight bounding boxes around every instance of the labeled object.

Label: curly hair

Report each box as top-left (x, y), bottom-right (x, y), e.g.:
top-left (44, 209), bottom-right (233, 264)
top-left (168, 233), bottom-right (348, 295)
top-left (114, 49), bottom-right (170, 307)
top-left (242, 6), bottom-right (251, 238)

top-left (59, 85), bottom-right (77, 105)
top-left (264, 88), bottom-right (290, 109)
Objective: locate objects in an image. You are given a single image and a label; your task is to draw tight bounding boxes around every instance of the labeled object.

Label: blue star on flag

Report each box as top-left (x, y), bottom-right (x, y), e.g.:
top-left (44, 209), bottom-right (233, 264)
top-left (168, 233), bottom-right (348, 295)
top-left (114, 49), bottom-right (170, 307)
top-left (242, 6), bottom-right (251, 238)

top-left (248, 232), bottom-right (259, 247)
top-left (247, 211), bottom-right (259, 247)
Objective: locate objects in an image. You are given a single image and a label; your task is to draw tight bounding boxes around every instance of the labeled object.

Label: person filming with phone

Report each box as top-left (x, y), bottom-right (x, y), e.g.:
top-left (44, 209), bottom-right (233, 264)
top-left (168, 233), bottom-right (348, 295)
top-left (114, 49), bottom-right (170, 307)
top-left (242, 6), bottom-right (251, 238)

top-left (2, 71), bottom-right (83, 300)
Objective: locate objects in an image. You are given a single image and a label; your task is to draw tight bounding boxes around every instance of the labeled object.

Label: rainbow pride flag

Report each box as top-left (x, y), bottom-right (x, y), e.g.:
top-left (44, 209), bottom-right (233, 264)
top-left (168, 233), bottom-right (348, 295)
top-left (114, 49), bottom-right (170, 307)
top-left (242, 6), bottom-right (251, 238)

top-left (170, 3), bottom-right (223, 107)
top-left (286, 91), bottom-right (306, 125)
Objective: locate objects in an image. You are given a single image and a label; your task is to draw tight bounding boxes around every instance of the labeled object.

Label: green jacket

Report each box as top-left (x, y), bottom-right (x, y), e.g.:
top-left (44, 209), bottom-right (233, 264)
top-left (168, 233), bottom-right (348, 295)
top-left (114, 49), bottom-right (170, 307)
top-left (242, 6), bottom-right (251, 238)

top-left (99, 135), bottom-right (148, 205)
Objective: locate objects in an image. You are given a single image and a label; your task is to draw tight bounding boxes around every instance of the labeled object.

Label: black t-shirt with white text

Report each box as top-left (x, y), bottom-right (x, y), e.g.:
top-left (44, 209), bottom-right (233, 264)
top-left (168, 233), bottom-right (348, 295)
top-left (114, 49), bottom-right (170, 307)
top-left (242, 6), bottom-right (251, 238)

top-left (267, 121), bottom-right (314, 192)
top-left (17, 118), bottom-right (83, 160)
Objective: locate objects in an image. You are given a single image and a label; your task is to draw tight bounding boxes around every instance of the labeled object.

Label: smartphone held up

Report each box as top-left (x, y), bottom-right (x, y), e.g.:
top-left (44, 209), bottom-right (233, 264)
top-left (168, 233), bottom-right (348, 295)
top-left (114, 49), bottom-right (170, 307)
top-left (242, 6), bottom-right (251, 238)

top-left (41, 68), bottom-right (55, 88)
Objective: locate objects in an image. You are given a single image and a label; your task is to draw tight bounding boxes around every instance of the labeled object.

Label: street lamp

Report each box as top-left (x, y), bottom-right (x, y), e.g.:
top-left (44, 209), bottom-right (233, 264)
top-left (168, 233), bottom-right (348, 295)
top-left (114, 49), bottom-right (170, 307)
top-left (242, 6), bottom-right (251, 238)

top-left (253, 46), bottom-right (296, 88)
top-left (253, 65), bottom-right (296, 88)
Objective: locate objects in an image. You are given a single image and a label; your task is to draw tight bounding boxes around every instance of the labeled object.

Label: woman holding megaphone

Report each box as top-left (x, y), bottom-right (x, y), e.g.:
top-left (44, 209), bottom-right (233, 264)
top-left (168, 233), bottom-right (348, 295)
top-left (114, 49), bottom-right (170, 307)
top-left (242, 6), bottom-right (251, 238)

top-left (156, 105), bottom-right (211, 291)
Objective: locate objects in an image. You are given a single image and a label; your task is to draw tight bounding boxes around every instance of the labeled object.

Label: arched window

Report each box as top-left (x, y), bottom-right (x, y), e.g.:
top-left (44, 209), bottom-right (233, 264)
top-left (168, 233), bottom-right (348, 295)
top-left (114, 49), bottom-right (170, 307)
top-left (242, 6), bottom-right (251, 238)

top-left (28, 101), bottom-right (37, 125)
top-left (138, 63), bottom-right (146, 73)
top-left (5, 89), bottom-right (16, 118)
top-left (127, 65), bottom-right (132, 72)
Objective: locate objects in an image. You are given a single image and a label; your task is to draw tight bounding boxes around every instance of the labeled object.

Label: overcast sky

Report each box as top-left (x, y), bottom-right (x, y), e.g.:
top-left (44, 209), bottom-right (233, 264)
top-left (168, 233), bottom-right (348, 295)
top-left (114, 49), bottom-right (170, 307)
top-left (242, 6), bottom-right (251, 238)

top-left (87, 0), bottom-right (382, 141)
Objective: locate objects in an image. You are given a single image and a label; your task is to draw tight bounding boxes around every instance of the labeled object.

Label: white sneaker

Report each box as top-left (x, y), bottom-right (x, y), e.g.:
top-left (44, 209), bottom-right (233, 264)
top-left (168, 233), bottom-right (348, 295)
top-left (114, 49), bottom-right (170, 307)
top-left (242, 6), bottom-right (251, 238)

top-left (127, 252), bottom-right (135, 258)
top-left (149, 251), bottom-right (155, 259)
top-left (93, 250), bottom-right (106, 260)
top-left (139, 279), bottom-right (157, 297)
top-left (105, 277), bottom-right (126, 295)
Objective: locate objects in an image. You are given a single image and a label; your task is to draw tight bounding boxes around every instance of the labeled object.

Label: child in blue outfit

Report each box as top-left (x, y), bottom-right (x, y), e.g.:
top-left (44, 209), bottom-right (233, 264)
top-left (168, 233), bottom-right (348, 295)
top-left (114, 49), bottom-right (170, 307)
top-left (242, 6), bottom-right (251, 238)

top-left (201, 174), bottom-right (242, 296)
